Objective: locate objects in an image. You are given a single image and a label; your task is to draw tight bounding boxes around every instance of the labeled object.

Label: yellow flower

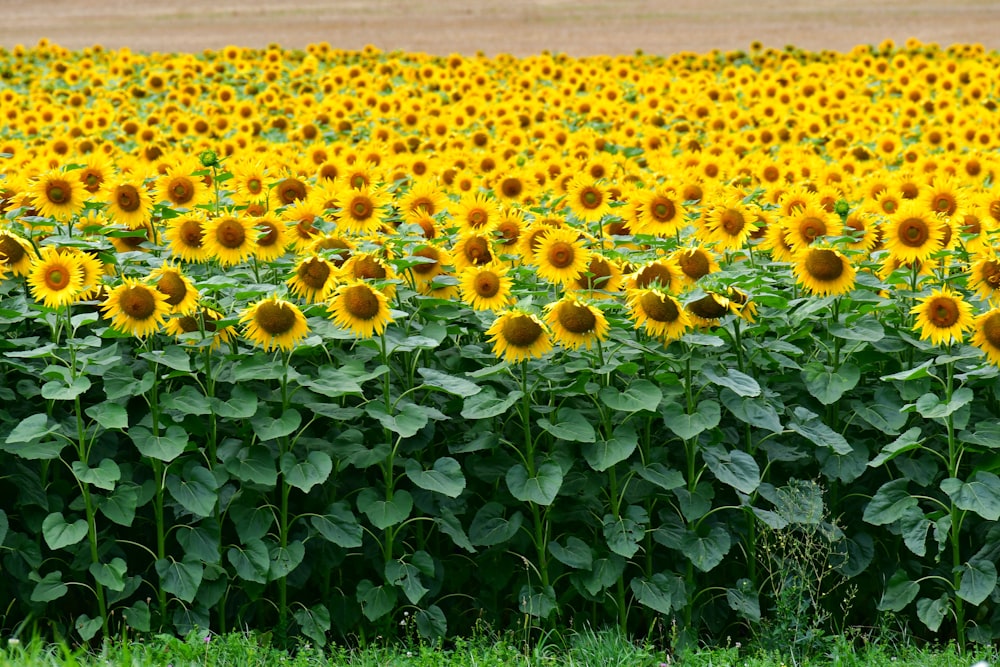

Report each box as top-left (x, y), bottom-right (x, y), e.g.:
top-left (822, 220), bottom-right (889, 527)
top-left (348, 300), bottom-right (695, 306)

top-left (533, 227), bottom-right (591, 287)
top-left (544, 296), bottom-right (610, 350)
top-left (792, 247), bottom-right (857, 296)
top-left (634, 186), bottom-right (686, 237)
top-left (155, 160), bottom-right (211, 210)
top-left (101, 278), bottom-right (171, 338)
top-left (165, 307), bottom-right (234, 351)
top-left (0, 230), bottom-right (35, 276)
top-left (459, 262), bottom-right (513, 311)
top-left (328, 280), bottom-right (394, 339)
top-left (699, 195), bottom-right (756, 252)
top-left (626, 287), bottom-right (691, 341)
top-left (883, 202), bottom-right (944, 265)
top-left (240, 296), bottom-right (310, 352)
top-left (971, 308), bottom-right (1000, 366)
top-left (485, 309), bottom-right (553, 363)
top-left (287, 254), bottom-right (338, 304)
top-left (565, 174), bottom-right (612, 223)
top-left (102, 175), bottom-right (154, 230)
top-left (29, 169), bottom-right (86, 221)
top-left (203, 213), bottom-right (257, 266)
top-left (148, 263), bottom-right (199, 315)
top-left (28, 246), bottom-right (84, 308)
top-left (910, 286), bottom-right (974, 346)
top-left (453, 191), bottom-right (502, 236)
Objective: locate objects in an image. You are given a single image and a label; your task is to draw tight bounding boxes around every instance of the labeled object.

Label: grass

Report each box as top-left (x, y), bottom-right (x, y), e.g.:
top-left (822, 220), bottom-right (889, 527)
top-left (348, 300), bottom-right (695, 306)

top-left (0, 628), bottom-right (994, 667)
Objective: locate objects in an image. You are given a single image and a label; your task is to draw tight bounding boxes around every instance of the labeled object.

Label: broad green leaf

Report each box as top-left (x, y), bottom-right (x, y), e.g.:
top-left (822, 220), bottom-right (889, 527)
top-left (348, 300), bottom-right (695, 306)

top-left (155, 558), bottom-right (203, 603)
top-left (603, 508), bottom-right (647, 558)
top-left (702, 367), bottom-right (760, 397)
top-left (518, 584), bottom-right (557, 619)
top-left (99, 484), bottom-right (141, 527)
top-left (679, 526), bottom-right (731, 572)
top-left (538, 408), bottom-right (596, 443)
top-left (864, 479), bottom-right (918, 526)
top-left (357, 488), bottom-right (413, 529)
top-left (416, 367), bottom-right (481, 397)
top-left (415, 605), bottom-right (447, 641)
top-left (71, 458), bottom-right (120, 491)
top-left (877, 569), bottom-right (919, 612)
top-left (506, 461), bottom-right (563, 506)
top-left (89, 558), bottom-right (127, 591)
top-left (294, 604), bottom-right (331, 647)
top-left (851, 387), bottom-right (908, 434)
top-left (253, 409), bottom-right (302, 442)
top-left (227, 539), bottom-right (270, 584)
top-left (634, 462), bottom-right (685, 491)
top-left (385, 559), bottom-right (429, 605)
top-left (225, 445), bottom-right (278, 486)
top-left (580, 556), bottom-right (626, 596)
top-left (102, 367), bottom-right (153, 401)
top-left (673, 483), bottom-right (714, 522)
top-left (881, 359), bottom-right (935, 382)
top-left (701, 445), bottom-right (760, 495)
top-left (31, 571), bottom-right (68, 602)
top-left (165, 465), bottom-right (218, 518)
top-left (131, 425), bottom-right (189, 462)
top-left (598, 380), bottom-right (662, 413)
top-left (801, 362), bottom-right (860, 405)
top-left (957, 559), bottom-right (997, 606)
top-left (139, 345), bottom-right (191, 372)
top-left (631, 574), bottom-right (683, 615)
top-left (549, 536), bottom-right (593, 570)
top-left (460, 387), bottom-right (523, 419)
top-left (829, 317), bottom-right (884, 342)
top-left (75, 615), bottom-right (101, 642)
top-left (582, 423), bottom-right (637, 472)
top-left (962, 421), bottom-right (1000, 449)
top-left (230, 504), bottom-right (273, 543)
top-left (356, 579), bottom-right (397, 622)
top-left (914, 387), bottom-right (974, 419)
top-left (84, 403), bottom-right (128, 430)
top-left (661, 400), bottom-right (721, 441)
top-left (405, 457), bottom-right (466, 498)
top-left (941, 472), bottom-right (1000, 521)
top-left (832, 532), bottom-right (875, 578)
top-left (161, 385), bottom-right (212, 416)
top-left (41, 375), bottom-right (91, 401)
top-left (280, 451), bottom-right (333, 493)
top-left (469, 502), bottom-right (522, 547)
top-left (297, 367), bottom-right (364, 399)
top-left (42, 512), bottom-right (88, 550)
top-left (5, 413), bottom-right (58, 444)
top-left (0, 510), bottom-right (7, 547)
top-left (788, 411), bottom-right (852, 455)
top-left (727, 578), bottom-right (761, 622)
top-left (211, 385), bottom-right (258, 419)
top-left (177, 524), bottom-right (221, 565)
top-left (720, 390), bottom-right (783, 433)
top-left (916, 595), bottom-right (949, 633)
top-left (311, 502), bottom-right (363, 548)
top-left (268, 540), bottom-right (305, 580)
top-left (122, 601), bottom-right (151, 633)
top-left (366, 401), bottom-right (429, 438)
top-left (899, 507), bottom-right (931, 557)
top-left (868, 427), bottom-right (924, 468)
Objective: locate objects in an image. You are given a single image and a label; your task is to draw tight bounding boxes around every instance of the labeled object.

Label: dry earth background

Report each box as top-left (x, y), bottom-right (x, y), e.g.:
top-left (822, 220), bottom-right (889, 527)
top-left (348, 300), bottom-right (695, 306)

top-left (3, 0), bottom-right (1000, 56)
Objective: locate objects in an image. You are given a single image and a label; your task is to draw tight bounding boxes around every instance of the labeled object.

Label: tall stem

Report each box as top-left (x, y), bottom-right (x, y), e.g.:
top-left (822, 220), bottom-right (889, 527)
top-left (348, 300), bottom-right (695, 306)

top-left (944, 360), bottom-right (966, 649)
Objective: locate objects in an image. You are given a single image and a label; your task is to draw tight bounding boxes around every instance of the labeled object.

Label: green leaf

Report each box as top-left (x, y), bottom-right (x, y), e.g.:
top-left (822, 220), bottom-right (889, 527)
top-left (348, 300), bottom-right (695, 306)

top-left (850, 387), bottom-right (908, 434)
top-left (661, 400), bottom-right (721, 441)
top-left (603, 508), bottom-right (647, 558)
top-left (914, 387), bottom-right (974, 419)
top-left (42, 512), bottom-right (88, 550)
top-left (161, 385), bottom-right (212, 416)
top-left (166, 465), bottom-right (219, 518)
top-left (357, 488), bottom-right (413, 529)
top-left (297, 366), bottom-right (364, 399)
top-left (280, 451), bottom-right (333, 493)
top-left (801, 362), bottom-right (860, 405)
top-left (0, 510), bottom-right (8, 547)
top-left (415, 605), bottom-right (447, 641)
top-left (679, 525), bottom-right (731, 572)
top-left (702, 367), bottom-right (760, 397)
top-left (356, 579), bottom-right (397, 622)
top-left (881, 359), bottom-right (935, 382)
top-left (405, 457), bottom-right (466, 498)
top-left (864, 479), bottom-right (918, 526)
top-left (720, 390), bottom-right (783, 433)
top-left (538, 408), bottom-right (596, 443)
top-left (829, 317), bottom-right (884, 342)
top-left (461, 387), bottom-right (523, 419)
top-left (155, 558), bottom-right (203, 603)
top-left (469, 502), bottom-right (522, 547)
top-left (123, 600), bottom-right (151, 633)
top-left (598, 380), bottom-right (662, 413)
top-left (227, 540), bottom-right (270, 584)
top-left (633, 463), bottom-right (684, 491)
top-left (366, 401), bottom-right (429, 438)
top-left (417, 367), bottom-right (481, 397)
top-left (916, 595), bottom-right (949, 633)
top-left (702, 445), bottom-right (760, 494)
top-left (788, 411), bottom-right (852, 454)
top-left (631, 574), bottom-right (684, 615)
top-left (311, 502), bottom-right (363, 548)
top-left (89, 558), bottom-right (127, 592)
top-left (31, 571), bottom-right (68, 602)
top-left (385, 559), bottom-right (429, 605)
top-left (506, 461), bottom-right (563, 506)
top-left (941, 472), bottom-right (1000, 521)
top-left (580, 556), bottom-right (626, 596)
top-left (131, 425), bottom-right (189, 462)
top-left (549, 536), bottom-right (593, 570)
top-left (177, 525), bottom-right (221, 565)
top-left (868, 427), bottom-right (924, 468)
top-left (71, 458), bottom-right (120, 491)
top-left (212, 385), bottom-right (258, 419)
top-left (225, 445), bottom-right (278, 486)
top-left (518, 584), bottom-right (557, 619)
top-left (229, 504), bottom-right (273, 543)
top-left (99, 484), bottom-right (141, 527)
top-left (5, 413), bottom-right (59, 444)
top-left (582, 423), bottom-right (637, 472)
top-left (84, 402), bottom-right (129, 430)
top-left (41, 375), bottom-right (91, 401)
top-left (878, 569), bottom-right (919, 612)
top-left (253, 409), bottom-right (302, 441)
top-left (673, 483), bottom-right (714, 522)
top-left (139, 345), bottom-right (191, 372)
top-left (75, 615), bottom-right (101, 642)
top-left (727, 578), bottom-right (761, 622)
top-left (957, 559), bottom-right (997, 606)
top-left (103, 367), bottom-right (153, 401)
top-left (268, 540), bottom-right (305, 580)
top-left (294, 604), bottom-right (330, 648)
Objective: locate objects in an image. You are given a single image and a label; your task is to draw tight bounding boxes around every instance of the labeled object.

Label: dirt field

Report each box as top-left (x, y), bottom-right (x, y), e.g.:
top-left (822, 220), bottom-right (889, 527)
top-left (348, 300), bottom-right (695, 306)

top-left (3, 0), bottom-right (1000, 57)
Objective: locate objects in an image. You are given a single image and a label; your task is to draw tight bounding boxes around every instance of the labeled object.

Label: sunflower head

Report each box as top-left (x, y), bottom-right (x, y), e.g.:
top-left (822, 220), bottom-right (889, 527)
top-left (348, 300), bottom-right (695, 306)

top-left (485, 309), bottom-right (553, 363)
top-left (328, 280), bottom-right (394, 339)
top-left (972, 309), bottom-right (1000, 366)
top-left (793, 247), bottom-right (857, 296)
top-left (544, 297), bottom-right (610, 350)
top-left (101, 278), bottom-right (171, 338)
top-left (910, 286), bottom-right (975, 346)
top-left (240, 296), bottom-right (310, 351)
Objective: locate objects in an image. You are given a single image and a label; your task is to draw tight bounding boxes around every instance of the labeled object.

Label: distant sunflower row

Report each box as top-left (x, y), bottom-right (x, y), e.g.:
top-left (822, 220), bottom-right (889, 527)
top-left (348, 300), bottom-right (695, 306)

top-left (3, 39), bottom-right (1000, 365)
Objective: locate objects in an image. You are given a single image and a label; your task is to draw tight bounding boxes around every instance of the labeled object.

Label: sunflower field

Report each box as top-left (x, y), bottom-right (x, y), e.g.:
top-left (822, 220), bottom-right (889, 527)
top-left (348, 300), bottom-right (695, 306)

top-left (3, 37), bottom-right (1000, 650)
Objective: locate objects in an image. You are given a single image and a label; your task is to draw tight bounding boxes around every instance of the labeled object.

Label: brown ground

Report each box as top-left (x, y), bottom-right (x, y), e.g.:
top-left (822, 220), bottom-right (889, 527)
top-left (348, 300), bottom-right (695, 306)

top-left (3, 0), bottom-right (1000, 57)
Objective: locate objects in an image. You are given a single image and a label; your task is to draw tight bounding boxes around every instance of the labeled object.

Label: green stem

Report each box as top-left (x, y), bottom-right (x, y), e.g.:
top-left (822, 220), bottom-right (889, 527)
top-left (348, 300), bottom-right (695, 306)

top-left (74, 393), bottom-right (108, 639)
top-left (944, 359), bottom-right (966, 650)
top-left (519, 362), bottom-right (549, 593)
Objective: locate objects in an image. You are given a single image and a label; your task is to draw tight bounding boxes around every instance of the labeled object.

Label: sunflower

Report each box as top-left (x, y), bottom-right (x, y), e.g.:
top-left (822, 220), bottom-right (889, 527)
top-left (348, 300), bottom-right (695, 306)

top-left (76, 152), bottom-right (115, 195)
top-left (273, 174), bottom-right (309, 206)
top-left (287, 254), bottom-right (338, 304)
top-left (454, 191), bottom-right (501, 236)
top-left (29, 169), bottom-right (86, 221)
top-left (253, 214), bottom-right (289, 262)
top-left (27, 246), bottom-right (84, 308)
top-left (101, 278), bottom-right (171, 338)
top-left (148, 263), bottom-right (199, 314)
top-left (240, 296), bottom-right (310, 351)
top-left (672, 246), bottom-right (720, 285)
top-left (564, 174), bottom-right (612, 223)
top-left (485, 309), bottom-right (553, 363)
top-left (626, 287), bottom-right (691, 341)
top-left (783, 203), bottom-right (843, 251)
top-left (634, 186), bottom-right (687, 237)
top-left (459, 262), bottom-right (513, 311)
top-left (0, 229), bottom-right (35, 276)
top-left (62, 248), bottom-right (105, 301)
top-left (533, 227), bottom-right (591, 286)
top-left (328, 279), bottom-right (394, 339)
top-left (544, 296), bottom-right (610, 350)
top-left (452, 232), bottom-right (496, 270)
top-left (910, 286), bottom-right (975, 346)
top-left (919, 175), bottom-right (964, 218)
top-left (727, 287), bottom-right (757, 322)
top-left (570, 254), bottom-right (623, 295)
top-left (493, 207), bottom-right (525, 249)
top-left (626, 258), bottom-right (683, 293)
top-left (971, 308), bottom-right (1000, 366)
top-left (968, 253), bottom-right (1000, 303)
top-left (309, 233), bottom-right (355, 268)
top-left (399, 180), bottom-right (449, 222)
top-left (883, 202), bottom-right (944, 264)
top-left (203, 213), bottom-right (257, 266)
top-left (842, 209), bottom-right (880, 253)
top-left (685, 292), bottom-right (733, 327)
top-left (102, 175), bottom-right (153, 230)
top-left (155, 160), bottom-right (211, 210)
top-left (230, 158), bottom-right (268, 204)
top-left (164, 307), bottom-right (235, 350)
top-left (165, 211), bottom-right (210, 263)
top-left (699, 194), bottom-right (756, 251)
top-left (407, 244), bottom-right (450, 285)
top-left (282, 200), bottom-right (327, 252)
top-left (792, 247), bottom-right (857, 296)
top-left (334, 186), bottom-right (389, 234)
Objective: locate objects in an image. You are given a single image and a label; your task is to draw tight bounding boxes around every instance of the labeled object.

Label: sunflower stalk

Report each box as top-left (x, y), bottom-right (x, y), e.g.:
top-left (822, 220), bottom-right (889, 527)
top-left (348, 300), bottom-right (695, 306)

top-left (518, 361), bottom-right (551, 598)
top-left (943, 357), bottom-right (966, 650)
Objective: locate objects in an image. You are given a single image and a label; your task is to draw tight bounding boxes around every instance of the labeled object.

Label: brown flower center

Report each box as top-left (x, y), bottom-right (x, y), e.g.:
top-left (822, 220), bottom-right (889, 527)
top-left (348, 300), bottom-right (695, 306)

top-left (933, 193), bottom-right (957, 216)
top-left (46, 179), bottom-right (72, 204)
top-left (649, 196), bottom-right (677, 223)
top-left (215, 218), bottom-right (246, 248)
top-left (576, 257), bottom-right (612, 290)
top-left (804, 249), bottom-right (845, 282)
top-left (580, 187), bottom-right (603, 210)
top-left (719, 208), bottom-right (746, 236)
top-left (473, 270), bottom-right (501, 297)
top-left (255, 301), bottom-right (297, 335)
top-left (80, 169), bottom-right (103, 193)
top-left (155, 271), bottom-right (188, 306)
top-left (467, 208), bottom-right (488, 228)
top-left (179, 218), bottom-right (204, 248)
top-left (501, 177), bottom-right (523, 198)
top-left (411, 248), bottom-right (440, 276)
top-left (927, 296), bottom-right (959, 328)
top-left (556, 301), bottom-right (596, 334)
top-left (495, 221), bottom-right (519, 245)
top-left (342, 284), bottom-right (381, 320)
top-left (463, 236), bottom-right (492, 265)
top-left (44, 266), bottom-right (69, 291)
top-left (256, 220), bottom-right (280, 247)
top-left (119, 285), bottom-right (158, 320)
top-left (247, 177), bottom-right (263, 195)
top-left (298, 257), bottom-right (331, 289)
top-left (276, 178), bottom-right (307, 205)
top-left (635, 263), bottom-right (673, 289)
top-left (677, 249), bottom-right (710, 280)
top-left (114, 184), bottom-right (142, 212)
top-left (899, 217), bottom-right (930, 247)
top-left (546, 241), bottom-right (575, 269)
top-left (168, 176), bottom-right (195, 205)
top-left (687, 294), bottom-right (729, 320)
top-left (797, 216), bottom-right (827, 243)
top-left (348, 195), bottom-right (374, 221)
top-left (981, 311), bottom-right (1000, 348)
top-left (0, 236), bottom-right (26, 264)
top-left (501, 314), bottom-right (543, 347)
top-left (639, 291), bottom-right (680, 323)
